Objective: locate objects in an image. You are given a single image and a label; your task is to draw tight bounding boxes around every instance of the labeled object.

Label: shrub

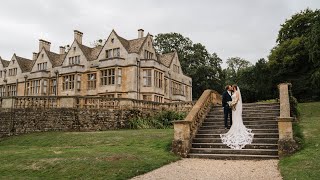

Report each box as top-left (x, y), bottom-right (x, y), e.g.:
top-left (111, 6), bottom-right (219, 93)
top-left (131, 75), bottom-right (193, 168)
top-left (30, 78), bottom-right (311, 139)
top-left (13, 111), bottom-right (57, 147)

top-left (128, 111), bottom-right (186, 129)
top-left (290, 96), bottom-right (300, 118)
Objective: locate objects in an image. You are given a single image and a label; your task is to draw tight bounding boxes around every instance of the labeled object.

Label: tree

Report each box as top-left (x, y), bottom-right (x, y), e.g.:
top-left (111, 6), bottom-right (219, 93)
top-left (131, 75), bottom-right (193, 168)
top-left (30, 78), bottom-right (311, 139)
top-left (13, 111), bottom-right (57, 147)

top-left (154, 33), bottom-right (224, 99)
top-left (225, 57), bottom-right (252, 85)
top-left (269, 8), bottom-right (320, 101)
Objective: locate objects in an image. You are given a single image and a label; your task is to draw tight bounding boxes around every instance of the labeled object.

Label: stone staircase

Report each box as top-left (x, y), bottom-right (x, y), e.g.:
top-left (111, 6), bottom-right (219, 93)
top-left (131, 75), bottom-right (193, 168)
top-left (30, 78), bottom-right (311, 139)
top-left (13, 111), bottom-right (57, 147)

top-left (188, 103), bottom-right (280, 159)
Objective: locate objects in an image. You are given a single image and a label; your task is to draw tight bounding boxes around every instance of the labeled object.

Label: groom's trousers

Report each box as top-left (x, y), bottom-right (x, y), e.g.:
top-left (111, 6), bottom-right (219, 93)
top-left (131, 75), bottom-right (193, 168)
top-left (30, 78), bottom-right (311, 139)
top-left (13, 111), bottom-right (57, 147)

top-left (223, 106), bottom-right (232, 128)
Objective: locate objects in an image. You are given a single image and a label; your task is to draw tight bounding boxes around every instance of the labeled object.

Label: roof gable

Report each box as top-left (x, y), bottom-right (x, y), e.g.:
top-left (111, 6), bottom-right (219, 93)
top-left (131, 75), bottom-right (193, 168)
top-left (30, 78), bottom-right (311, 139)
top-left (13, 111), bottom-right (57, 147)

top-left (158, 51), bottom-right (175, 67)
top-left (11, 54), bottom-right (34, 73)
top-left (96, 30), bottom-right (130, 60)
top-left (0, 56), bottom-right (10, 68)
top-left (62, 40), bottom-right (90, 66)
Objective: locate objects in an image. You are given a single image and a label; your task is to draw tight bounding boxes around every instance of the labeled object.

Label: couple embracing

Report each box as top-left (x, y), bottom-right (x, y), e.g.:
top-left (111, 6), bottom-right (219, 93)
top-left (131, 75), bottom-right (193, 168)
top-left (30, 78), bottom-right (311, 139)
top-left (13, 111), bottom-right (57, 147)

top-left (220, 85), bottom-right (254, 149)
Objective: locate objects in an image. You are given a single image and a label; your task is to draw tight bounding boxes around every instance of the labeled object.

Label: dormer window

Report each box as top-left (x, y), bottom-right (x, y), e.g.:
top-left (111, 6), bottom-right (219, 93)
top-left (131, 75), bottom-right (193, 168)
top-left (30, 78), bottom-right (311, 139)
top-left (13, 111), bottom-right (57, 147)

top-left (148, 41), bottom-right (150, 47)
top-left (41, 54), bottom-right (44, 58)
top-left (8, 68), bottom-right (17, 76)
top-left (37, 62), bottom-right (47, 71)
top-left (173, 64), bottom-right (180, 74)
top-left (69, 55), bottom-right (80, 65)
top-left (111, 38), bottom-right (114, 43)
top-left (113, 48), bottom-right (120, 57)
top-left (106, 48), bottom-right (120, 58)
top-left (144, 50), bottom-right (153, 59)
top-left (12, 60), bottom-right (15, 64)
top-left (73, 47), bottom-right (76, 51)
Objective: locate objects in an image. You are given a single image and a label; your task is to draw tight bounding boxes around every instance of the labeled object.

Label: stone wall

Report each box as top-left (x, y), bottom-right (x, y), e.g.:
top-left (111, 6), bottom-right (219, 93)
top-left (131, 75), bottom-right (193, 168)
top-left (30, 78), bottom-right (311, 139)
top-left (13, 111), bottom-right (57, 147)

top-left (0, 107), bottom-right (157, 138)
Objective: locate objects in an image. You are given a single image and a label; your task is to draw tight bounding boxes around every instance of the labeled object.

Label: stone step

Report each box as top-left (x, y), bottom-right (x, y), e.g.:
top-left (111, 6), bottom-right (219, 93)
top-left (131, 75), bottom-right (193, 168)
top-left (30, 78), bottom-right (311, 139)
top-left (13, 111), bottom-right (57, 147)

top-left (195, 133), bottom-right (279, 139)
top-left (197, 129), bottom-right (279, 134)
top-left (206, 115), bottom-right (278, 118)
top-left (192, 143), bottom-right (278, 149)
top-left (211, 108), bottom-right (280, 112)
top-left (204, 117), bottom-right (278, 122)
top-left (193, 138), bottom-right (278, 144)
top-left (209, 109), bottom-right (280, 113)
top-left (188, 153), bottom-right (279, 160)
top-left (211, 104), bottom-right (280, 109)
top-left (202, 121), bottom-right (277, 126)
top-left (189, 148), bottom-right (278, 156)
top-left (207, 112), bottom-right (280, 117)
top-left (199, 124), bottom-right (278, 129)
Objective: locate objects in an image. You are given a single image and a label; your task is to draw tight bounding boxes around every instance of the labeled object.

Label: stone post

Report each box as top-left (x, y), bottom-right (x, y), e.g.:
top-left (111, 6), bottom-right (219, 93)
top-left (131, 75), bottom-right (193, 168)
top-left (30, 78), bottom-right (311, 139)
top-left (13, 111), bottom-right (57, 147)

top-left (172, 120), bottom-right (191, 157)
top-left (1, 97), bottom-right (15, 108)
top-left (277, 83), bottom-right (297, 156)
top-left (59, 97), bottom-right (76, 108)
top-left (277, 83), bottom-right (293, 140)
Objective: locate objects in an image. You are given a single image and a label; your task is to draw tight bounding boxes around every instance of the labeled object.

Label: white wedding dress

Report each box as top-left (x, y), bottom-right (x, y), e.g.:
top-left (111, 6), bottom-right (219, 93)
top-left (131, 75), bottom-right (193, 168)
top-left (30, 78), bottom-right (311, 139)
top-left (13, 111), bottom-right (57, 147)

top-left (220, 87), bottom-right (254, 149)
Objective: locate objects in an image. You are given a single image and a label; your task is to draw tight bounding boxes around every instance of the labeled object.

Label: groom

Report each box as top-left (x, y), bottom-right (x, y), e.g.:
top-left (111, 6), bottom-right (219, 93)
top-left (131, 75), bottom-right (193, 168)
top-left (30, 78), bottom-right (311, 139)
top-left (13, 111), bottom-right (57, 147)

top-left (222, 85), bottom-right (233, 129)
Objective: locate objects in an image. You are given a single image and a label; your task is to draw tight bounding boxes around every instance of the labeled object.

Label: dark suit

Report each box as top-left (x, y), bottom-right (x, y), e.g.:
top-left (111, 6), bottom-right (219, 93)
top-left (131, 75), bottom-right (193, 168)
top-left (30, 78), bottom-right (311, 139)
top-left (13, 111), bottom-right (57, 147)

top-left (222, 90), bottom-right (232, 128)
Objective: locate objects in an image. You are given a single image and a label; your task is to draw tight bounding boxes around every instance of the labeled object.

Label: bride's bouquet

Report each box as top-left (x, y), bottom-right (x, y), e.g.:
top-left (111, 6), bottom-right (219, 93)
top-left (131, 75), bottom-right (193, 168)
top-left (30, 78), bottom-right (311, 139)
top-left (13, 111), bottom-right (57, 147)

top-left (227, 100), bottom-right (238, 111)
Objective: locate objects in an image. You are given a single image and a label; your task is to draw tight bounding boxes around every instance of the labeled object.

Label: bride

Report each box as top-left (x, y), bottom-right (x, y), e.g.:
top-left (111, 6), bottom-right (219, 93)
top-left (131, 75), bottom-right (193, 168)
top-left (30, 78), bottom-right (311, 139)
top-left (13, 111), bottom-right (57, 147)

top-left (220, 85), bottom-right (254, 149)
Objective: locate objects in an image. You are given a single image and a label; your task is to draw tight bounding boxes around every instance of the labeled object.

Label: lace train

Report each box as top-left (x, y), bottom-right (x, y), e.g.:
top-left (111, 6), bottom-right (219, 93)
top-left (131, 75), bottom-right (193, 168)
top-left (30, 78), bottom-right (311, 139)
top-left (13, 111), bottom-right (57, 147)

top-left (220, 125), bottom-right (254, 149)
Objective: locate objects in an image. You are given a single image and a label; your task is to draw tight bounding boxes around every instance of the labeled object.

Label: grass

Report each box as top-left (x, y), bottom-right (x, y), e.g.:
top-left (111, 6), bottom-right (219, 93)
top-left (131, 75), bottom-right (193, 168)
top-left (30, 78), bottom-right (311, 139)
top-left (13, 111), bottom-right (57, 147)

top-left (0, 129), bottom-right (179, 180)
top-left (279, 102), bottom-right (320, 180)
top-left (257, 99), bottom-right (278, 103)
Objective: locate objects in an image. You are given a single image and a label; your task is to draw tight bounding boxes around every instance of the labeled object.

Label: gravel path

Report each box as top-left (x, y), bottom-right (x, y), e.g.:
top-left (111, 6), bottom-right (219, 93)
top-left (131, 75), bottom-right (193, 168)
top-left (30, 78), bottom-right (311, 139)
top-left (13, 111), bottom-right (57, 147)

top-left (132, 159), bottom-right (282, 180)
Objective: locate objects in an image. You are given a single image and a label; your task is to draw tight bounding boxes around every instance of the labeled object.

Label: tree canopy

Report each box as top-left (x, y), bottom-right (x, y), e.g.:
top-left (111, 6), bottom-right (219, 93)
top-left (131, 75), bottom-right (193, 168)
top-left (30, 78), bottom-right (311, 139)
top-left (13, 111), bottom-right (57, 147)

top-left (154, 33), bottom-right (224, 99)
top-left (154, 8), bottom-right (320, 101)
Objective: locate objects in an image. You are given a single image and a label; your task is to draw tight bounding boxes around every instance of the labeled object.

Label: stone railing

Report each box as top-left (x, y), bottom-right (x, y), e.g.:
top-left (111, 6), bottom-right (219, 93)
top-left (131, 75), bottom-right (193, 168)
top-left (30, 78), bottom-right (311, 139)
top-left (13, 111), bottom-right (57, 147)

top-left (277, 83), bottom-right (297, 156)
top-left (0, 96), bottom-right (195, 112)
top-left (172, 89), bottom-right (222, 157)
top-left (14, 96), bottom-right (59, 108)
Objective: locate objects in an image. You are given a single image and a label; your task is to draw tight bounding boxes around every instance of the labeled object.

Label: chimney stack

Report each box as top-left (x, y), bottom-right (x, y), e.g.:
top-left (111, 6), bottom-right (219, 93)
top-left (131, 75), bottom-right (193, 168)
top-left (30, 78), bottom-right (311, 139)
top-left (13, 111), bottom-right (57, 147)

top-left (74, 30), bottom-right (83, 44)
top-left (138, 29), bottom-right (144, 38)
top-left (32, 52), bottom-right (38, 60)
top-left (59, 46), bottom-right (66, 54)
top-left (39, 39), bottom-right (51, 52)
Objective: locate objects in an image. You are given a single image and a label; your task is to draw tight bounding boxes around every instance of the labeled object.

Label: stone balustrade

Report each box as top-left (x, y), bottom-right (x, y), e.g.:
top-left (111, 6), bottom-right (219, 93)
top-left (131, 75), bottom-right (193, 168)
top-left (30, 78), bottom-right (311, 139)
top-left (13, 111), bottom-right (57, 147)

top-left (172, 90), bottom-right (222, 157)
top-left (0, 96), bottom-right (195, 112)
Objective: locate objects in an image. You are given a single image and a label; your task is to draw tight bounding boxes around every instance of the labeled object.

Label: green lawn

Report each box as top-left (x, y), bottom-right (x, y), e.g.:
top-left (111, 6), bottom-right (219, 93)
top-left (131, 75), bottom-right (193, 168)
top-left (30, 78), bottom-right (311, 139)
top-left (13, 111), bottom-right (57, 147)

top-left (0, 129), bottom-right (179, 180)
top-left (279, 102), bottom-right (320, 180)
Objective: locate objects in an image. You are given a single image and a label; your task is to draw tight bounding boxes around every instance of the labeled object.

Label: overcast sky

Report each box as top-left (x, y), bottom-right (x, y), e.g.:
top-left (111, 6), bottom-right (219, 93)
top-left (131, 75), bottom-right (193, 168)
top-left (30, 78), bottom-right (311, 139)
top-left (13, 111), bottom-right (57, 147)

top-left (0, 0), bottom-right (319, 67)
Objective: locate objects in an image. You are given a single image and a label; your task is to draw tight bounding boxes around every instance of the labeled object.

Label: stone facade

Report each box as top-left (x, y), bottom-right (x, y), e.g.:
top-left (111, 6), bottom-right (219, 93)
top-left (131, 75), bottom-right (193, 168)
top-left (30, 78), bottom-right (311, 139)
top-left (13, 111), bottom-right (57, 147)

top-left (0, 29), bottom-right (192, 102)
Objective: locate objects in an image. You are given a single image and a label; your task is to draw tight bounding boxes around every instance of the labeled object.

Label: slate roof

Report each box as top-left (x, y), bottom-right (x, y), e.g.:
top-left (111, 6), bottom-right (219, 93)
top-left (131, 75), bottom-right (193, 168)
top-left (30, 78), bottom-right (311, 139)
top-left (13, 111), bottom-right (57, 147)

top-left (78, 43), bottom-right (103, 61)
top-left (158, 52), bottom-right (176, 67)
top-left (44, 50), bottom-right (66, 67)
top-left (127, 38), bottom-right (147, 53)
top-left (113, 31), bottom-right (147, 53)
top-left (0, 57), bottom-right (10, 67)
top-left (15, 55), bottom-right (34, 73)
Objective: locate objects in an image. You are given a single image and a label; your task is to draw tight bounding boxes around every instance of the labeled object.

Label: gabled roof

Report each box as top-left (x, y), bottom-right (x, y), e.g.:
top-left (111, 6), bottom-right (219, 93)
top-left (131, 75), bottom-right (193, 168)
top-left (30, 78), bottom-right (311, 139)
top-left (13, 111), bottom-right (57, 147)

top-left (15, 55), bottom-right (34, 73)
top-left (44, 49), bottom-right (66, 67)
top-left (0, 57), bottom-right (10, 67)
top-left (113, 30), bottom-right (147, 53)
top-left (77, 42), bottom-right (103, 61)
top-left (158, 51), bottom-right (176, 67)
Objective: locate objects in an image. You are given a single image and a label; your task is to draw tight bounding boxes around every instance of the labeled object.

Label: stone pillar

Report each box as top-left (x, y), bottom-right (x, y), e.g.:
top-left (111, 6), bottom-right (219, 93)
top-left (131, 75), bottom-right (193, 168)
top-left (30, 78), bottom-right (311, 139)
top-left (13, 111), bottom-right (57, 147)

top-left (277, 83), bottom-right (293, 140)
top-left (277, 83), bottom-right (297, 157)
top-left (172, 120), bottom-right (191, 157)
top-left (59, 97), bottom-right (76, 108)
top-left (1, 98), bottom-right (15, 108)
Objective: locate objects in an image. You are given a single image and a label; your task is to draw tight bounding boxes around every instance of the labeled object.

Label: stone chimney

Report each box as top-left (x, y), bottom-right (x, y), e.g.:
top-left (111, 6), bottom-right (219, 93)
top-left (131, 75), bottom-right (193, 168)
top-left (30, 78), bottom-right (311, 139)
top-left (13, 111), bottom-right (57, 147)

top-left (32, 52), bottom-right (38, 60)
top-left (39, 39), bottom-right (51, 52)
top-left (138, 29), bottom-right (144, 38)
top-left (74, 30), bottom-right (83, 44)
top-left (59, 46), bottom-right (66, 54)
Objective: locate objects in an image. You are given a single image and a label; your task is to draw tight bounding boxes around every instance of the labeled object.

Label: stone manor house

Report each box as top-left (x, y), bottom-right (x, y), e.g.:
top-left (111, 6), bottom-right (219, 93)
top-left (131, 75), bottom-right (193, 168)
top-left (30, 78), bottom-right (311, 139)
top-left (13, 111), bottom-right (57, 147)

top-left (0, 29), bottom-right (192, 103)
